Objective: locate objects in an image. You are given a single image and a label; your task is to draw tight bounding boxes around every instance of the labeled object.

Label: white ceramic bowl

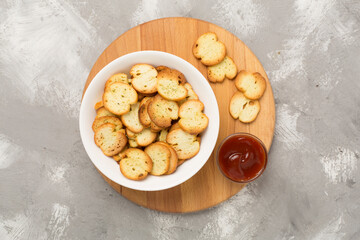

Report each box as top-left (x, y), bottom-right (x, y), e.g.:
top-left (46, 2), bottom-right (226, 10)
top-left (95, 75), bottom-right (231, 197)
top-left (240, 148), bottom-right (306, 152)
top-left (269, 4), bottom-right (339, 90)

top-left (79, 51), bottom-right (219, 191)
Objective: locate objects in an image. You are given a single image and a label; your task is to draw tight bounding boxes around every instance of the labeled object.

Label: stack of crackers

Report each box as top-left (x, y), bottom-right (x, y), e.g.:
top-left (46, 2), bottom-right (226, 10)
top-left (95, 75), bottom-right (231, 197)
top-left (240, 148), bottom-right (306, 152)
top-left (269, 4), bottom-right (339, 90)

top-left (92, 65), bottom-right (208, 181)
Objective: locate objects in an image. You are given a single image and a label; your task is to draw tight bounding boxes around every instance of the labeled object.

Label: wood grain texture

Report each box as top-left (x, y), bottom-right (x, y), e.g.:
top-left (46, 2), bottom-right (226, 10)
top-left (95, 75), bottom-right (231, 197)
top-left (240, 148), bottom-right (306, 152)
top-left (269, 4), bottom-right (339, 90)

top-left (83, 17), bottom-right (275, 213)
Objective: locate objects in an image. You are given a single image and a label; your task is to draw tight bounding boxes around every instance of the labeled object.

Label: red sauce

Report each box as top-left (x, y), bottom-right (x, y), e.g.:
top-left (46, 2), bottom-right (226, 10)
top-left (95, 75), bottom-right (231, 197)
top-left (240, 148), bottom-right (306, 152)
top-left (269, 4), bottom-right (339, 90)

top-left (218, 134), bottom-right (267, 182)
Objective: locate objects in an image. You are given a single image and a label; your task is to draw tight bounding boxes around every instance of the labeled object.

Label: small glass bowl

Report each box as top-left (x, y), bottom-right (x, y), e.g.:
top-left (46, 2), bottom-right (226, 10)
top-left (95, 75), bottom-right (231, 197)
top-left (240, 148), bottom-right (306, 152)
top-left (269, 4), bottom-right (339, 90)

top-left (216, 132), bottom-right (268, 183)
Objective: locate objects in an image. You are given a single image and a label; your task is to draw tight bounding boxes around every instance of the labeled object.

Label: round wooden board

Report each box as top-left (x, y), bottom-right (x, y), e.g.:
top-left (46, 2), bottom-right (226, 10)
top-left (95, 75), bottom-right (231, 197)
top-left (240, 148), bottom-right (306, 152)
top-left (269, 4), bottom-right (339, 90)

top-left (83, 17), bottom-right (275, 213)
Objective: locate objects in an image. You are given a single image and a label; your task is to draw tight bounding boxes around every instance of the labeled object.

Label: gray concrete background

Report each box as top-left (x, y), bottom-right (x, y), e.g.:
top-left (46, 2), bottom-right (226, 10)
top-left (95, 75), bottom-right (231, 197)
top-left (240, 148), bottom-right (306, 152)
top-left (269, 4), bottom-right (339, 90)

top-left (0, 0), bottom-right (359, 239)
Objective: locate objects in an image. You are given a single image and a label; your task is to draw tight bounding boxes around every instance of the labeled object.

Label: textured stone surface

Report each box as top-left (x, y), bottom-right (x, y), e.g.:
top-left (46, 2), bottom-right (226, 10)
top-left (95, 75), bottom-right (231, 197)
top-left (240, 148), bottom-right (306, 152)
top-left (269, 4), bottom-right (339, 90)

top-left (1, 0), bottom-right (359, 239)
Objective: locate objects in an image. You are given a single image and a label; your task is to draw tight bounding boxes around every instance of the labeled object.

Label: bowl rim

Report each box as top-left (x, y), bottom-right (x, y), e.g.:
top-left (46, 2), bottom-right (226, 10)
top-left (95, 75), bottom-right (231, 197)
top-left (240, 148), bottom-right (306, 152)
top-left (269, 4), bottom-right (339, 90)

top-left (79, 50), bottom-right (220, 191)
